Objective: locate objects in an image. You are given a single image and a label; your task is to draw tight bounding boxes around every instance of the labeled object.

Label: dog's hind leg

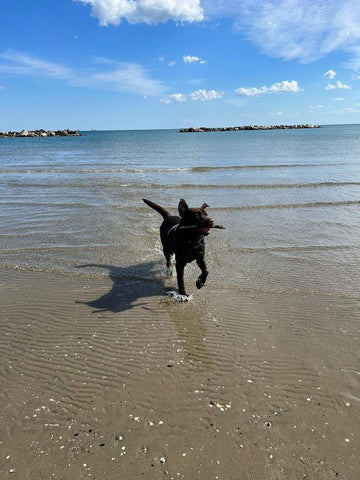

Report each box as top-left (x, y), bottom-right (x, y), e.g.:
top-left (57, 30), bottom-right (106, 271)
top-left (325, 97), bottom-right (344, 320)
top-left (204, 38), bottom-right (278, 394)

top-left (163, 245), bottom-right (174, 277)
top-left (195, 256), bottom-right (208, 290)
top-left (160, 228), bottom-right (173, 273)
top-left (163, 246), bottom-right (172, 268)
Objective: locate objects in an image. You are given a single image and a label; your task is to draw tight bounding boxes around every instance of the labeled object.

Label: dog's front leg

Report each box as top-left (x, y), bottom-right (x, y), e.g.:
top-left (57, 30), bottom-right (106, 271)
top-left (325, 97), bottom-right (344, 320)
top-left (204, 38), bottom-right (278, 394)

top-left (175, 260), bottom-right (187, 296)
top-left (196, 256), bottom-right (208, 290)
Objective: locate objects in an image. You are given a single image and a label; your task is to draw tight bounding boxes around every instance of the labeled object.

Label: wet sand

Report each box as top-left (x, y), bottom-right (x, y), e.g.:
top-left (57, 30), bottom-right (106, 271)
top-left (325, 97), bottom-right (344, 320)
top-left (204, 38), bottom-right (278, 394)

top-left (0, 267), bottom-right (359, 479)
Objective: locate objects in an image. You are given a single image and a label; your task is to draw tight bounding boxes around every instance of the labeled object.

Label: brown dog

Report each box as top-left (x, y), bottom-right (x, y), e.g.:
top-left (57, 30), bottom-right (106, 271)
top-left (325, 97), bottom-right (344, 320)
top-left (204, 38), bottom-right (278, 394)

top-left (143, 198), bottom-right (224, 299)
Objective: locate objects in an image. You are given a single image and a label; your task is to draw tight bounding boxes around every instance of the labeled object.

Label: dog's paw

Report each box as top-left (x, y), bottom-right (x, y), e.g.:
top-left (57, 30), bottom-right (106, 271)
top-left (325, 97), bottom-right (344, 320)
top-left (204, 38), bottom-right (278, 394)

top-left (167, 291), bottom-right (193, 302)
top-left (196, 279), bottom-right (204, 290)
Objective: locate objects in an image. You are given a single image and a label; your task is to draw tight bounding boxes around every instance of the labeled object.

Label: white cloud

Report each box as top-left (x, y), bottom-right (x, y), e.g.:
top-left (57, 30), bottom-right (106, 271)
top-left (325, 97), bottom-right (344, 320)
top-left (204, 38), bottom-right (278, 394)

top-left (325, 81), bottom-right (351, 90)
top-left (235, 80), bottom-right (302, 97)
top-left (162, 88), bottom-right (223, 103)
top-left (76, 0), bottom-right (203, 25)
top-left (337, 81), bottom-right (351, 89)
top-left (159, 56), bottom-right (176, 67)
top-left (324, 69), bottom-right (336, 79)
top-left (202, 0), bottom-right (360, 67)
top-left (188, 89), bottom-right (222, 100)
top-left (346, 46), bottom-right (360, 70)
top-left (183, 55), bottom-right (199, 63)
top-left (0, 51), bottom-right (73, 79)
top-left (161, 93), bottom-right (184, 103)
top-left (334, 97), bottom-right (344, 101)
top-left (0, 51), bottom-right (167, 97)
top-left (86, 63), bottom-right (167, 95)
top-left (183, 55), bottom-right (207, 64)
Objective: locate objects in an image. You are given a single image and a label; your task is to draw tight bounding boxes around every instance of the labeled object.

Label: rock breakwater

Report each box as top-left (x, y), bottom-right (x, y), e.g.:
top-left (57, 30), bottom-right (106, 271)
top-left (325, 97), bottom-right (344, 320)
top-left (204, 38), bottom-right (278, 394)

top-left (0, 129), bottom-right (81, 138)
top-left (179, 124), bottom-right (319, 133)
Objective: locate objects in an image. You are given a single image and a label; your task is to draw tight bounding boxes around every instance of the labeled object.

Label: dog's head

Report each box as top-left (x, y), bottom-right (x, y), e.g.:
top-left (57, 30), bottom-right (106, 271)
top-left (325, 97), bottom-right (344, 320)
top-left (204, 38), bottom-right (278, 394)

top-left (178, 199), bottom-right (214, 235)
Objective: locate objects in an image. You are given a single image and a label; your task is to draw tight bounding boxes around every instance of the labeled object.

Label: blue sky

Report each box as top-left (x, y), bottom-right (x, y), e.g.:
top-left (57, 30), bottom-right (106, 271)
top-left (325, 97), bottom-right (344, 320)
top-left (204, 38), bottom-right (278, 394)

top-left (1, 0), bottom-right (360, 130)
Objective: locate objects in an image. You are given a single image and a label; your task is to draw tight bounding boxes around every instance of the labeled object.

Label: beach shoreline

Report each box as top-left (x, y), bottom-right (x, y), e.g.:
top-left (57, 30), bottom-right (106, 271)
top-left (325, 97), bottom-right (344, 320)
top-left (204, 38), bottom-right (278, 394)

top-left (1, 267), bottom-right (359, 479)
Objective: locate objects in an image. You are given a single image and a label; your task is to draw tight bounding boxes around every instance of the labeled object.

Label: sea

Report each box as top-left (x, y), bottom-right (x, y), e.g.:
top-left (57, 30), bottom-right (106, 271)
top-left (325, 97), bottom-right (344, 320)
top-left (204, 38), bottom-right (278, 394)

top-left (1, 125), bottom-right (359, 297)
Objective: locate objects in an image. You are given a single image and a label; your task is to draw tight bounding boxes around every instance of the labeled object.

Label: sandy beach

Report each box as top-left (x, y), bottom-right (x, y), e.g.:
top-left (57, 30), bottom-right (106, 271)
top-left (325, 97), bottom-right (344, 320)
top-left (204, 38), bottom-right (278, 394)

top-left (1, 266), bottom-right (359, 479)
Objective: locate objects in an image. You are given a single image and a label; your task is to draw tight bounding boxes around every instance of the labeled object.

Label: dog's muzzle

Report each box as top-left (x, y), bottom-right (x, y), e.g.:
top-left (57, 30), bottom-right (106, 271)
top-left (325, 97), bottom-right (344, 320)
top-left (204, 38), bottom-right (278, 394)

top-left (198, 219), bottom-right (213, 235)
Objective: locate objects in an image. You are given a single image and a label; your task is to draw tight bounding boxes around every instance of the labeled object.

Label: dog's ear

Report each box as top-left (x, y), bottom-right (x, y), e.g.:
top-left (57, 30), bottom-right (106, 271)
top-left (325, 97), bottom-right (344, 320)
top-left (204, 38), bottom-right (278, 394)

top-left (201, 203), bottom-right (209, 209)
top-left (178, 199), bottom-right (189, 216)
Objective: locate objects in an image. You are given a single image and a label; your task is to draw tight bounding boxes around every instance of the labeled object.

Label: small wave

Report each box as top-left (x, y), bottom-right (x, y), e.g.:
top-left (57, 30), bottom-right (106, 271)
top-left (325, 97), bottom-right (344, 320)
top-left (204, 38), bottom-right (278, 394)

top-left (233, 244), bottom-right (356, 253)
top-left (212, 200), bottom-right (360, 211)
top-left (0, 245), bottom-right (109, 254)
top-left (0, 161), bottom-right (355, 175)
top-left (2, 199), bottom-right (359, 213)
top-left (0, 167), bottom-right (193, 174)
top-left (5, 181), bottom-right (360, 190)
top-left (3, 195), bottom-right (360, 210)
top-left (182, 181), bottom-right (360, 190)
top-left (190, 162), bottom-right (353, 172)
top-left (0, 201), bottom-right (96, 208)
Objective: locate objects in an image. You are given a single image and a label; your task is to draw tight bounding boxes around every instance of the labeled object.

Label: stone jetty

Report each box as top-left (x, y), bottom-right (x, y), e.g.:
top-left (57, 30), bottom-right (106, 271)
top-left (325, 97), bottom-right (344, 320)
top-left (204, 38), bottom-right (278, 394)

top-left (0, 129), bottom-right (81, 138)
top-left (179, 124), bottom-right (320, 133)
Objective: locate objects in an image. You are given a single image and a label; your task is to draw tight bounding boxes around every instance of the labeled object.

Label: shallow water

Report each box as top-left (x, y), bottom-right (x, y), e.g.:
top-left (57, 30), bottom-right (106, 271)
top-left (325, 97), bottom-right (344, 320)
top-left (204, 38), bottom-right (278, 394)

top-left (1, 125), bottom-right (360, 296)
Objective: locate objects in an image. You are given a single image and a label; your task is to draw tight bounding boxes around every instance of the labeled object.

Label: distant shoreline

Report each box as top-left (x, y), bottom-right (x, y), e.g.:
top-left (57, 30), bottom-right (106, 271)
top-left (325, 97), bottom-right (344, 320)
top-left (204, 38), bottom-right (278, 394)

top-left (179, 124), bottom-right (320, 133)
top-left (0, 129), bottom-right (81, 138)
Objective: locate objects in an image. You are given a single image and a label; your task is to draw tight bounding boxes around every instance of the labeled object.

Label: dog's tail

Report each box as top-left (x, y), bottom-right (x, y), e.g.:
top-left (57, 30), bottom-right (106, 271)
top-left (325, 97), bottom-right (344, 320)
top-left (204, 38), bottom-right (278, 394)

top-left (143, 198), bottom-right (170, 219)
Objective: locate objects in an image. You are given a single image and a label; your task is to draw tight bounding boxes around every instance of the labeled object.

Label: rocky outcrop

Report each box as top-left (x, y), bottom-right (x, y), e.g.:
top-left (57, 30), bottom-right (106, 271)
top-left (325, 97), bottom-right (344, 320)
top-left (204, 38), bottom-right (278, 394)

top-left (179, 124), bottom-right (320, 133)
top-left (0, 129), bottom-right (81, 138)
